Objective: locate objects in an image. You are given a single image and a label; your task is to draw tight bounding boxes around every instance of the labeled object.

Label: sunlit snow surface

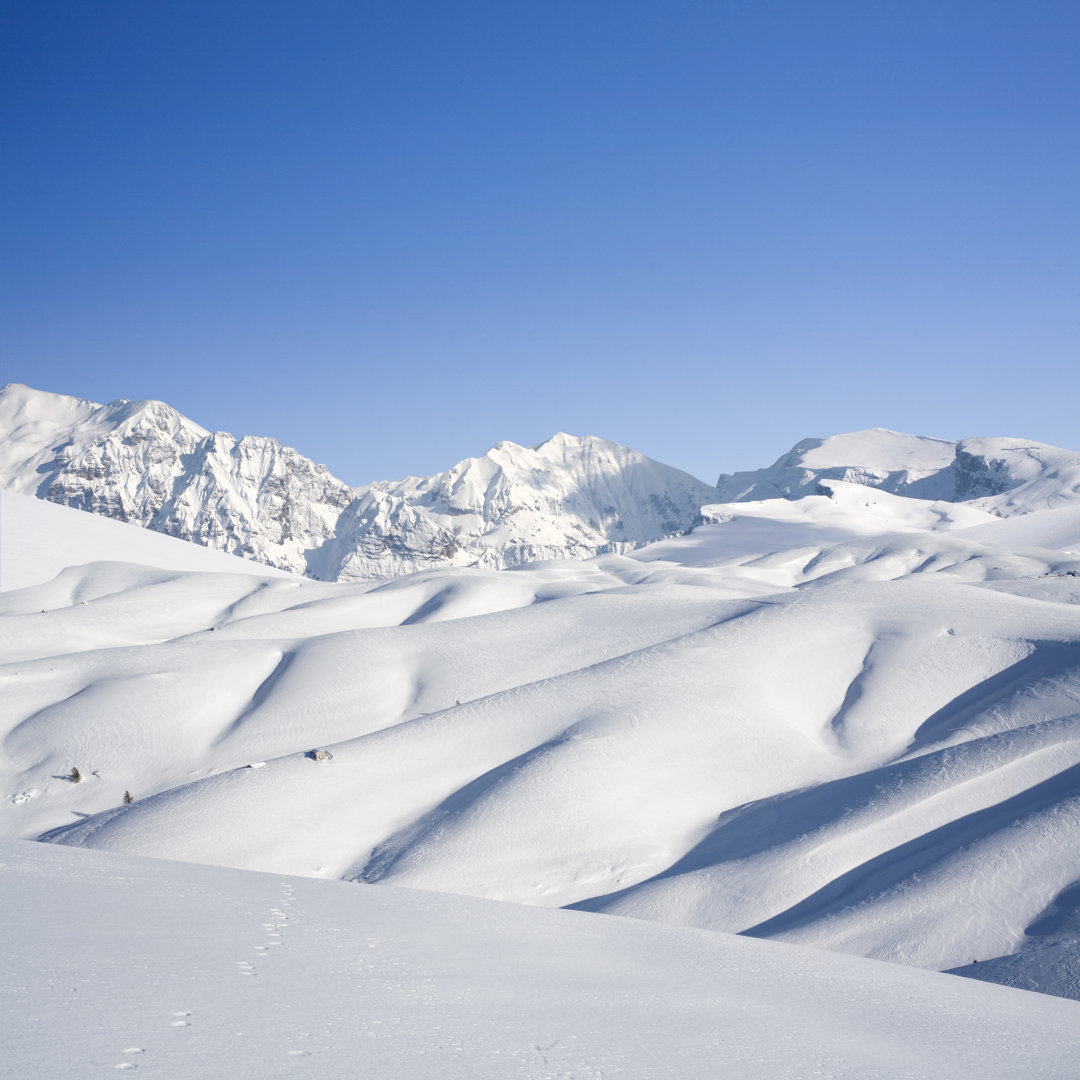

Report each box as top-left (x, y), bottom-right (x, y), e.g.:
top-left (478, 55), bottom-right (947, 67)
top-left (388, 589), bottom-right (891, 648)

top-left (3, 474), bottom-right (1080, 1037)
top-left (4, 839), bottom-right (1080, 1079)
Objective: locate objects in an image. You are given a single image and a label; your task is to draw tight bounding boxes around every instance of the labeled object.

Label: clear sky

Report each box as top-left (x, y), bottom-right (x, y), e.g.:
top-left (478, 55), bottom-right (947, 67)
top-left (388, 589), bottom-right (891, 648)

top-left (3, 1), bottom-right (1078, 485)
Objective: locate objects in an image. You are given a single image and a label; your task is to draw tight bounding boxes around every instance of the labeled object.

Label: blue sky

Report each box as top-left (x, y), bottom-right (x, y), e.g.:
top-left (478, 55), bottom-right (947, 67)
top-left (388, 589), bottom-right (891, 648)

top-left (3, 1), bottom-right (1078, 484)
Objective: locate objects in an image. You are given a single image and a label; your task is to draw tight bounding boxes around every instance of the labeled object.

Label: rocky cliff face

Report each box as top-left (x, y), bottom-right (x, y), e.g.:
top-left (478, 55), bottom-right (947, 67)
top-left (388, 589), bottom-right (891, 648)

top-left (316, 432), bottom-right (720, 581)
top-left (0, 384), bottom-right (718, 581)
top-left (0, 387), bottom-right (352, 575)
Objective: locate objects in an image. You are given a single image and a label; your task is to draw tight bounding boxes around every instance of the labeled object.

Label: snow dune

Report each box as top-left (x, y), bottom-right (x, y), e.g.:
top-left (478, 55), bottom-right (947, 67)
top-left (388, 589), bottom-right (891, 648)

top-left (4, 838), bottom-right (1079, 1079)
top-left (5, 482), bottom-right (1080, 1003)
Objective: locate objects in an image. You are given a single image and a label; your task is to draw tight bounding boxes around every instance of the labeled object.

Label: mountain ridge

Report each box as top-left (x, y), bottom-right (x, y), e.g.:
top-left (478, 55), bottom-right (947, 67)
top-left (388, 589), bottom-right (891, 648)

top-left (716, 425), bottom-right (1080, 511)
top-left (0, 383), bottom-right (719, 580)
top-left (4, 383), bottom-right (1080, 583)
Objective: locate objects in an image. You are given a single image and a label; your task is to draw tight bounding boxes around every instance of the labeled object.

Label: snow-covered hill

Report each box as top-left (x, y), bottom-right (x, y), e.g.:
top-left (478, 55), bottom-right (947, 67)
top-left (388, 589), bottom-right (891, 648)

top-left (0, 383), bottom-right (717, 580)
top-left (0, 489), bottom-right (297, 592)
top-left (5, 476), bottom-right (1080, 1002)
top-left (5, 838), bottom-right (1079, 1080)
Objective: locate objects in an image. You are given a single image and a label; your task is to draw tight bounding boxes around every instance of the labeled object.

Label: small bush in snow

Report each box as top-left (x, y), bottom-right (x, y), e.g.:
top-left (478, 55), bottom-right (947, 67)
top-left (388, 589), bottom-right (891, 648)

top-left (69, 767), bottom-right (82, 784)
top-left (123, 790), bottom-right (134, 805)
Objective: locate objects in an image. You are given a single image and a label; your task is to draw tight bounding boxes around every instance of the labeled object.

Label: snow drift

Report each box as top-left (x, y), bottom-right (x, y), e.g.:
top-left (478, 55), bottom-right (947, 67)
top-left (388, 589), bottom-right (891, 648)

top-left (4, 461), bottom-right (1080, 1002)
top-left (7, 838), bottom-right (1078, 1079)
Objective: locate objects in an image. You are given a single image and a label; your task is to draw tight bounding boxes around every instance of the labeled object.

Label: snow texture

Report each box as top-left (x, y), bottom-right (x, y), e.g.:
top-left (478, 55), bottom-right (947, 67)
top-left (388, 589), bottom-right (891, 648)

top-left (4, 434), bottom-right (1080, 1007)
top-left (3, 838), bottom-right (1079, 1079)
top-left (716, 427), bottom-right (1080, 514)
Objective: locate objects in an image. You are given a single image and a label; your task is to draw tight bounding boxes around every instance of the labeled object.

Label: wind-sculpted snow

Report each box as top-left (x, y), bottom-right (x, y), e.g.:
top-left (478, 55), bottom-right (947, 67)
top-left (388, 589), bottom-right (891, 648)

top-left (0, 383), bottom-right (718, 580)
top-left (8, 841), bottom-right (1079, 1079)
top-left (0, 488), bottom-right (296, 592)
top-left (5, 487), bottom-right (1080, 1003)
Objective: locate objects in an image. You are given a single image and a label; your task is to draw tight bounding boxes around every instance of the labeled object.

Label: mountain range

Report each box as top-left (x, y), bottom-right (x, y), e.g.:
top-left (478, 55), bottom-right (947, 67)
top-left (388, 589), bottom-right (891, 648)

top-left (4, 382), bottom-right (1080, 581)
top-left (4, 386), bottom-right (1080, 1015)
top-left (0, 383), bottom-right (716, 579)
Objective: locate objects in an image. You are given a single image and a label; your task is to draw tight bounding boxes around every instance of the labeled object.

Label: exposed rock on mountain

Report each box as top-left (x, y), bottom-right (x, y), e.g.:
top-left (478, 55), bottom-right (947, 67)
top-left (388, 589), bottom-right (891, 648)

top-left (5, 384), bottom-right (1080, 583)
top-left (0, 384), bottom-right (718, 581)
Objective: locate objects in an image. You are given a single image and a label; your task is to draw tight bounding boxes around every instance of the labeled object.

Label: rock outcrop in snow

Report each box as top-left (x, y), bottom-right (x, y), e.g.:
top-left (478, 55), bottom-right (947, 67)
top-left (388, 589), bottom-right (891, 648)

top-left (0, 384), bottom-right (718, 581)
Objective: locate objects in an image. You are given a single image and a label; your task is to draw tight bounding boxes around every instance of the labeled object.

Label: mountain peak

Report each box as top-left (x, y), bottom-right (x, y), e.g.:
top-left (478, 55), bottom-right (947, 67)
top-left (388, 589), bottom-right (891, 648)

top-left (5, 384), bottom-right (1078, 581)
top-left (717, 427), bottom-right (1080, 510)
top-left (0, 385), bottom-right (718, 582)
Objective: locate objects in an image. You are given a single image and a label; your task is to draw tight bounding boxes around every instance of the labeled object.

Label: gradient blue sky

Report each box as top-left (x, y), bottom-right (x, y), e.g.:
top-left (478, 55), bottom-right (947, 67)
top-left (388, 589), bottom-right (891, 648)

top-left (3, 1), bottom-right (1078, 484)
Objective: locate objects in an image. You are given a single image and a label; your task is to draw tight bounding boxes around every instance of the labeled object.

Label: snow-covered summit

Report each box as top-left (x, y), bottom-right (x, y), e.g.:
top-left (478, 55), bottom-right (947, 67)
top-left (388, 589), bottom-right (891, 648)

top-left (0, 383), bottom-right (352, 575)
top-left (6, 384), bottom-right (1080, 583)
top-left (716, 426), bottom-right (1080, 512)
top-left (324, 430), bottom-right (718, 580)
top-left (0, 384), bottom-right (718, 581)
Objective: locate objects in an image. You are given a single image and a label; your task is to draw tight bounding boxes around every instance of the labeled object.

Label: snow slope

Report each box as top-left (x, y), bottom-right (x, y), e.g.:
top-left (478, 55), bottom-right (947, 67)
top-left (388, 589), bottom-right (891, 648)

top-left (0, 383), bottom-right (717, 580)
top-left (0, 488), bottom-right (296, 592)
top-left (4, 838), bottom-right (1079, 1080)
top-left (5, 471), bottom-right (1080, 1001)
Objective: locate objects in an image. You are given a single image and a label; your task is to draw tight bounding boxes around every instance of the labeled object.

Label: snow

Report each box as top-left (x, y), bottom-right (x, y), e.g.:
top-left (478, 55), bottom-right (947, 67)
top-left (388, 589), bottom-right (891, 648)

top-left (714, 428), bottom-right (958, 501)
top-left (0, 384), bottom-right (719, 580)
top-left (6, 382), bottom-right (1080, 583)
top-left (0, 488), bottom-right (296, 592)
top-left (4, 838), bottom-right (1079, 1080)
top-left (954, 504), bottom-right (1080, 551)
top-left (4, 453), bottom-right (1080, 1000)
top-left (715, 426), bottom-right (1080, 511)
top-left (5, 412), bottom-right (1080, 1071)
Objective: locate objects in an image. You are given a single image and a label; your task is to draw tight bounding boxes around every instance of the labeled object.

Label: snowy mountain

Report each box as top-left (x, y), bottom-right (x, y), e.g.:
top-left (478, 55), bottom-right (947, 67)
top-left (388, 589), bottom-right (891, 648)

top-left (6, 384), bottom-right (1080, 584)
top-left (716, 427), bottom-right (1080, 512)
top-left (7, 389), bottom-right (1080, 1020)
top-left (0, 383), bottom-right (718, 580)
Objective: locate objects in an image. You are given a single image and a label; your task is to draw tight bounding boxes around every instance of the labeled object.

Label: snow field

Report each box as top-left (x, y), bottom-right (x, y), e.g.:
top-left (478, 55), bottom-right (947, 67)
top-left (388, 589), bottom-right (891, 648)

top-left (3, 838), bottom-right (1079, 1080)
top-left (5, 458), bottom-right (1080, 1002)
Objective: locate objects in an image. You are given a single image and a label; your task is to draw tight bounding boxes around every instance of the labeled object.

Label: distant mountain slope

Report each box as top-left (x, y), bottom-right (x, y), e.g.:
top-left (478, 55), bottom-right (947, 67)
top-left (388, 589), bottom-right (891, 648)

top-left (320, 431), bottom-right (719, 580)
top-left (0, 384), bottom-right (718, 580)
top-left (717, 427), bottom-right (1080, 512)
top-left (0, 383), bottom-right (352, 575)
